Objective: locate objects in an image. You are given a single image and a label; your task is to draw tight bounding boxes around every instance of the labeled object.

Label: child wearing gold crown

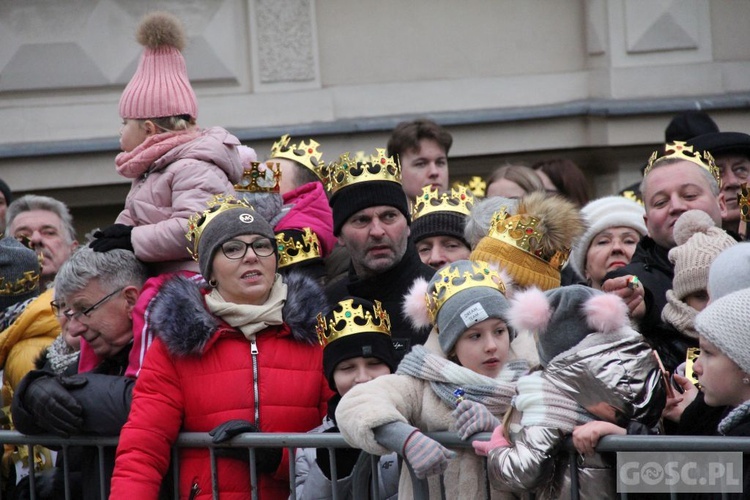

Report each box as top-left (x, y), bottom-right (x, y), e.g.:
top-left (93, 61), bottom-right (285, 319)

top-left (295, 298), bottom-right (399, 499)
top-left (335, 260), bottom-right (528, 499)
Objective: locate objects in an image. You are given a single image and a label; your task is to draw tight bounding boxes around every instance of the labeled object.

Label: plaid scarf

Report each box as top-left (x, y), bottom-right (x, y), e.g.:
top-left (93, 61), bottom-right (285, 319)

top-left (396, 345), bottom-right (528, 413)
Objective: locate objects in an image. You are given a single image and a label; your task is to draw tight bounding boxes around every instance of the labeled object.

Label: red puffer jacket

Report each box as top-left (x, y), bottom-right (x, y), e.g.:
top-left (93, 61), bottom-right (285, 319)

top-left (110, 273), bottom-right (333, 500)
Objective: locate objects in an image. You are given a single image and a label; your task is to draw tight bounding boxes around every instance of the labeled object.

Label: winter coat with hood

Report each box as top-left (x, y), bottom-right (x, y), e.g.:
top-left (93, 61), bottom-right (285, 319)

top-left (115, 126), bottom-right (244, 274)
top-left (487, 329), bottom-right (665, 499)
top-left (110, 272), bottom-right (333, 500)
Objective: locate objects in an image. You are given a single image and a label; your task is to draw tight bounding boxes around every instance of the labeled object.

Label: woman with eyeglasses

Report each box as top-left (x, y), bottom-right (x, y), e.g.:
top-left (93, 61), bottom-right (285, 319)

top-left (110, 197), bottom-right (333, 500)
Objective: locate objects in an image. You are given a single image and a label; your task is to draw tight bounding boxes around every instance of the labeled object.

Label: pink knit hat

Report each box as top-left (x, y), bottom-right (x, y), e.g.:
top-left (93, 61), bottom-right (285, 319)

top-left (119, 12), bottom-right (198, 120)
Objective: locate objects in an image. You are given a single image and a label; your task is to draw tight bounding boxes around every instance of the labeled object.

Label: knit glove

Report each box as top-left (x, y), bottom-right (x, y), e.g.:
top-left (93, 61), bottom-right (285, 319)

top-left (472, 425), bottom-right (510, 457)
top-left (315, 426), bottom-right (362, 480)
top-left (21, 374), bottom-right (88, 437)
top-left (403, 431), bottom-right (457, 479)
top-left (209, 419), bottom-right (282, 474)
top-left (89, 224), bottom-right (134, 252)
top-left (452, 400), bottom-right (501, 440)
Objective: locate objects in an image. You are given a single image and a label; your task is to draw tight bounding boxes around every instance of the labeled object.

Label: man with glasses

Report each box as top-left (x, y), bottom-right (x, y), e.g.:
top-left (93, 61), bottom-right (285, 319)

top-left (12, 247), bottom-right (148, 499)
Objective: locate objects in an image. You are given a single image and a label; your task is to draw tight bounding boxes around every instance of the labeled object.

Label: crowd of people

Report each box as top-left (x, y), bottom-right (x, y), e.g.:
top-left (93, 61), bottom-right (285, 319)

top-left (2, 9), bottom-right (750, 500)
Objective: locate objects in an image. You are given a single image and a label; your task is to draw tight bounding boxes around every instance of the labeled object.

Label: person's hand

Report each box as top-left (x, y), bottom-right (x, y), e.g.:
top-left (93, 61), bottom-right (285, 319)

top-left (472, 425), bottom-right (510, 456)
top-left (663, 374), bottom-right (699, 423)
top-left (403, 431), bottom-right (457, 479)
top-left (89, 224), bottom-right (134, 252)
top-left (452, 400), bottom-right (500, 440)
top-left (315, 426), bottom-right (361, 480)
top-left (208, 419), bottom-right (282, 473)
top-left (23, 375), bottom-right (88, 437)
top-left (602, 275), bottom-right (645, 320)
top-left (572, 421), bottom-right (625, 456)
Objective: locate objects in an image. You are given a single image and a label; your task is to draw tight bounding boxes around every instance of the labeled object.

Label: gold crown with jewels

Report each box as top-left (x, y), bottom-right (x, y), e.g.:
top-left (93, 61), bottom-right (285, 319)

top-left (270, 134), bottom-right (325, 181)
top-left (645, 141), bottom-right (722, 189)
top-left (426, 260), bottom-right (507, 324)
top-left (412, 185), bottom-right (474, 221)
top-left (275, 228), bottom-right (322, 268)
top-left (185, 194), bottom-right (253, 260)
top-left (326, 149), bottom-right (401, 194)
top-left (234, 161), bottom-right (281, 193)
top-left (316, 298), bottom-right (392, 347)
top-left (487, 207), bottom-right (570, 271)
top-left (0, 271), bottom-right (40, 297)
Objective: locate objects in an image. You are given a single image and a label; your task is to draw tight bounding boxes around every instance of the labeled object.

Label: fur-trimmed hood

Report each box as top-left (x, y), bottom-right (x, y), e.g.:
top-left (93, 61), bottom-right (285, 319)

top-left (150, 271), bottom-right (329, 356)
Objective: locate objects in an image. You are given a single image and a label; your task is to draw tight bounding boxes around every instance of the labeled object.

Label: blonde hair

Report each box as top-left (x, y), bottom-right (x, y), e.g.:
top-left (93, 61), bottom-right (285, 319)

top-left (486, 164), bottom-right (545, 195)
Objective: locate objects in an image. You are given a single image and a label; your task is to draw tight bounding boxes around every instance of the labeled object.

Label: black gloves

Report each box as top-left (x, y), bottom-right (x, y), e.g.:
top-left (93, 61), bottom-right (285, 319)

top-left (21, 374), bottom-right (88, 437)
top-left (209, 419), bottom-right (282, 474)
top-left (315, 426), bottom-right (361, 480)
top-left (89, 224), bottom-right (134, 252)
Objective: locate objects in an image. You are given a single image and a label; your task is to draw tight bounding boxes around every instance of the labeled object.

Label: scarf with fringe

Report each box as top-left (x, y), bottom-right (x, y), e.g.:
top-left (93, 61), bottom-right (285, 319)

top-left (396, 345), bottom-right (528, 413)
top-left (205, 275), bottom-right (287, 340)
top-left (514, 371), bottom-right (596, 433)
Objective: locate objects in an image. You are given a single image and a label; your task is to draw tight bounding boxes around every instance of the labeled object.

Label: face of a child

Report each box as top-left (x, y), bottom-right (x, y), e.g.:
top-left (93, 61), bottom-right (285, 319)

top-left (693, 335), bottom-right (750, 407)
top-left (684, 290), bottom-right (709, 312)
top-left (120, 119), bottom-right (148, 153)
top-left (452, 317), bottom-right (510, 378)
top-left (333, 356), bottom-right (391, 396)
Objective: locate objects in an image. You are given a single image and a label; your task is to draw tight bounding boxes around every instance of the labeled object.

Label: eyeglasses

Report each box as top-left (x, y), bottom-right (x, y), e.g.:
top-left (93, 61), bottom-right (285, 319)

top-left (50, 287), bottom-right (124, 322)
top-left (220, 238), bottom-right (276, 260)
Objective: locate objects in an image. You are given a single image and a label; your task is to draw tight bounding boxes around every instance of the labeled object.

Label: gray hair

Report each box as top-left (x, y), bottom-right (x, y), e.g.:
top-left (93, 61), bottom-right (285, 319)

top-left (640, 158), bottom-right (720, 210)
top-left (7, 194), bottom-right (77, 243)
top-left (464, 196), bottom-right (519, 249)
top-left (55, 247), bottom-right (148, 301)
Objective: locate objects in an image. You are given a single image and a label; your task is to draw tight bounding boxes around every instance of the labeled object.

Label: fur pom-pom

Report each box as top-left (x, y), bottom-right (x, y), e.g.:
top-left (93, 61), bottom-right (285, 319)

top-left (517, 192), bottom-right (587, 260)
top-left (583, 293), bottom-right (628, 333)
top-left (507, 287), bottom-right (552, 333)
top-left (402, 277), bottom-right (432, 329)
top-left (137, 11), bottom-right (187, 51)
top-left (673, 209), bottom-right (716, 246)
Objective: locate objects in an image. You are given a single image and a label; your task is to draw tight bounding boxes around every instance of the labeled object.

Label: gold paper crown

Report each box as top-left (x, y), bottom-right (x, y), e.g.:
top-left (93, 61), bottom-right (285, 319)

top-left (645, 141), bottom-right (722, 189)
top-left (0, 271), bottom-right (40, 297)
top-left (412, 185), bottom-right (474, 221)
top-left (234, 161), bottom-right (281, 193)
top-left (275, 228), bottom-right (322, 268)
top-left (452, 176), bottom-right (487, 198)
top-left (621, 190), bottom-right (643, 206)
top-left (185, 194), bottom-right (253, 260)
top-left (487, 207), bottom-right (570, 271)
top-left (740, 183), bottom-right (750, 223)
top-left (270, 134), bottom-right (324, 180)
top-left (326, 149), bottom-right (401, 194)
top-left (426, 260), bottom-right (507, 324)
top-left (316, 298), bottom-right (392, 347)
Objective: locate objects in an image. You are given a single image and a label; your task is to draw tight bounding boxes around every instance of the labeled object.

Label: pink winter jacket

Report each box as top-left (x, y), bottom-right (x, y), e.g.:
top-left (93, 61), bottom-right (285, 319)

top-left (115, 126), bottom-right (244, 274)
top-left (276, 182), bottom-right (335, 257)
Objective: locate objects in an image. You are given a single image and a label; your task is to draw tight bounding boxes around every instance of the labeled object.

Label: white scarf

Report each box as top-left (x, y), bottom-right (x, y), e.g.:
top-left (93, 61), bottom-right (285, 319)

top-left (205, 275), bottom-right (287, 339)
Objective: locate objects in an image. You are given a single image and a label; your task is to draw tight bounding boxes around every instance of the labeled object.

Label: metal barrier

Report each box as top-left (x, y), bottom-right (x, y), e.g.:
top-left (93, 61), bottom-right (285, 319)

top-left (1, 430), bottom-right (749, 500)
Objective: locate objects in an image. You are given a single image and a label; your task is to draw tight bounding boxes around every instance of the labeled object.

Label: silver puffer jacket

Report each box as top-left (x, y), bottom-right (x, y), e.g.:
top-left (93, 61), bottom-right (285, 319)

top-left (487, 328), bottom-right (666, 499)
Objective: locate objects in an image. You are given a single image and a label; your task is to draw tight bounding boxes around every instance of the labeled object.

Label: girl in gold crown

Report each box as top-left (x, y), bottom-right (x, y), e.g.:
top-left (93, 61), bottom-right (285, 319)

top-left (335, 259), bottom-right (528, 499)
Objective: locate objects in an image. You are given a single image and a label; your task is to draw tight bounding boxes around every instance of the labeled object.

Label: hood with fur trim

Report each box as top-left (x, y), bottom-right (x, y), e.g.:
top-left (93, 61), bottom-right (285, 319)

top-left (149, 271), bottom-right (329, 356)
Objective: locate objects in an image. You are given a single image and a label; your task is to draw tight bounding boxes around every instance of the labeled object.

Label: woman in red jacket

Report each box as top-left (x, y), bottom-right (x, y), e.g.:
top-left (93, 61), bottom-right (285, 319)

top-left (110, 196), bottom-right (332, 499)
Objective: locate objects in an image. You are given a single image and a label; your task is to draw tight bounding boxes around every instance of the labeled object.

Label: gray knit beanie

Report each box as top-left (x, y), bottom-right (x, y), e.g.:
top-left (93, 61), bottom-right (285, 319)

top-left (0, 237), bottom-right (40, 310)
top-left (695, 287), bottom-right (750, 373)
top-left (197, 206), bottom-right (276, 281)
top-left (708, 242), bottom-right (750, 301)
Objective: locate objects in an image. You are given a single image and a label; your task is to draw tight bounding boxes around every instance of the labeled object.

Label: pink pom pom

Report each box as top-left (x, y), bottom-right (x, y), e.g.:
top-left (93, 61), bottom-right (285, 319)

top-left (402, 277), bottom-right (432, 329)
top-left (507, 287), bottom-right (552, 333)
top-left (584, 293), bottom-right (628, 333)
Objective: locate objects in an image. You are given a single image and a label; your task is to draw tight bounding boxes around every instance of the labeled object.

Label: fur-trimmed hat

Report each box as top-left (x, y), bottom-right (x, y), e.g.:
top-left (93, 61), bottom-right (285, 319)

top-left (319, 297), bottom-right (398, 391)
top-left (569, 196), bottom-right (647, 279)
top-left (119, 12), bottom-right (198, 120)
top-left (695, 287), bottom-right (750, 374)
top-left (403, 259), bottom-right (512, 355)
top-left (470, 192), bottom-right (586, 291)
top-left (708, 243), bottom-right (750, 301)
top-left (0, 237), bottom-right (41, 311)
top-left (507, 285), bottom-right (629, 368)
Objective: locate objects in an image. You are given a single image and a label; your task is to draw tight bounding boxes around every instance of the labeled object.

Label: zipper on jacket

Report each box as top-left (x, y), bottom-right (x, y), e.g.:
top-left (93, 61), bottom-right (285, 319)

top-left (188, 480), bottom-right (201, 500)
top-left (251, 339), bottom-right (260, 426)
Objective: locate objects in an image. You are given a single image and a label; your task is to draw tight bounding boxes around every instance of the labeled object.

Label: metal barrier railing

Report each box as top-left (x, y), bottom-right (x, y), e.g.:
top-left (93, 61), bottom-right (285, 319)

top-left (2, 430), bottom-right (750, 500)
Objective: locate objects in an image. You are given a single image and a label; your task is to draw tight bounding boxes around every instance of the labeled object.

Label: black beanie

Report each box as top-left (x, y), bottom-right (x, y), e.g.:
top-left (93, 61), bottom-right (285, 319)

top-left (330, 181), bottom-right (410, 235)
top-left (411, 211), bottom-right (470, 247)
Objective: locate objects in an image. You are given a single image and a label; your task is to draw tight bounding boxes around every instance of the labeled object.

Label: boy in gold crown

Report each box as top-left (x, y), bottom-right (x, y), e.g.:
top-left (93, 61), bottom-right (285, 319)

top-left (412, 186), bottom-right (474, 269)
top-left (295, 298), bottom-right (399, 499)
